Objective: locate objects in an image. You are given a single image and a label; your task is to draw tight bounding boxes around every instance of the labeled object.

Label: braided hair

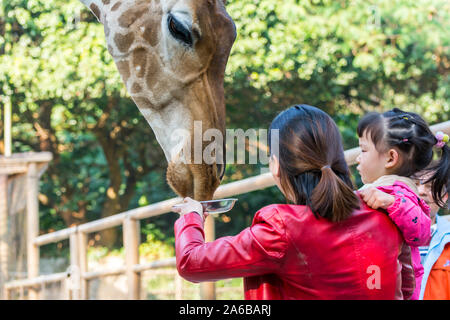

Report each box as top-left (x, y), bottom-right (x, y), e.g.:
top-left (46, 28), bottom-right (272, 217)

top-left (357, 108), bottom-right (449, 208)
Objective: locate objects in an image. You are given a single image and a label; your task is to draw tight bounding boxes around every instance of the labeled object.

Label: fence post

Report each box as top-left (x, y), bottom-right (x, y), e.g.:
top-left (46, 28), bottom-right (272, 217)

top-left (0, 175), bottom-right (8, 300)
top-left (123, 216), bottom-right (140, 300)
top-left (26, 163), bottom-right (39, 300)
top-left (175, 272), bottom-right (183, 300)
top-left (78, 232), bottom-right (88, 300)
top-left (69, 231), bottom-right (81, 300)
top-left (19, 286), bottom-right (24, 300)
top-left (3, 287), bottom-right (10, 300)
top-left (200, 215), bottom-right (216, 300)
top-left (63, 275), bottom-right (70, 300)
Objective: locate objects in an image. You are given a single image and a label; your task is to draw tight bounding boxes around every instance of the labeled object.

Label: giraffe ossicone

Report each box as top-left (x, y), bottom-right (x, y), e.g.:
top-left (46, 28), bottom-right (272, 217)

top-left (78, 0), bottom-right (236, 200)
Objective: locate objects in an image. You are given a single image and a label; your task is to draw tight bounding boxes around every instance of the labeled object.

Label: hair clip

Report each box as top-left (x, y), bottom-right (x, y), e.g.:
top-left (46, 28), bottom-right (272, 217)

top-left (402, 116), bottom-right (409, 120)
top-left (402, 138), bottom-right (409, 142)
top-left (435, 131), bottom-right (449, 149)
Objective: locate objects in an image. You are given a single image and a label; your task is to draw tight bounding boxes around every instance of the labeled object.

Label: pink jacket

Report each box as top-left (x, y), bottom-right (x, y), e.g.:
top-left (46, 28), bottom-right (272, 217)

top-left (373, 180), bottom-right (431, 300)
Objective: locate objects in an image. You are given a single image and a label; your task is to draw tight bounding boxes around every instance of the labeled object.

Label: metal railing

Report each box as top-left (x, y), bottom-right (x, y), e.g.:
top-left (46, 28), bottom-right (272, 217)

top-left (3, 120), bottom-right (450, 300)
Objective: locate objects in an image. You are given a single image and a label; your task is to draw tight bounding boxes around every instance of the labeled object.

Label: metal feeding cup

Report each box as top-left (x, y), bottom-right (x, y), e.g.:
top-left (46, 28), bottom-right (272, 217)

top-left (173, 198), bottom-right (238, 216)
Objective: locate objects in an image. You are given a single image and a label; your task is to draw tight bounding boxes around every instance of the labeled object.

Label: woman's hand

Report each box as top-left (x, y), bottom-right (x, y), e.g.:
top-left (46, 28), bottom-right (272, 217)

top-left (359, 187), bottom-right (395, 210)
top-left (172, 197), bottom-right (204, 219)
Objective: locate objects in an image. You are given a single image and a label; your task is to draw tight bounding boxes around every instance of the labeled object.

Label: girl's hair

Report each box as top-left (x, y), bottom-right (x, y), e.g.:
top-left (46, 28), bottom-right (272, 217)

top-left (268, 104), bottom-right (360, 222)
top-left (357, 108), bottom-right (449, 208)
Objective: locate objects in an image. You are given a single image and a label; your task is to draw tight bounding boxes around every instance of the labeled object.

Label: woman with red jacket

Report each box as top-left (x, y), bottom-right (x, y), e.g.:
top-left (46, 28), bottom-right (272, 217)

top-left (173, 104), bottom-right (415, 299)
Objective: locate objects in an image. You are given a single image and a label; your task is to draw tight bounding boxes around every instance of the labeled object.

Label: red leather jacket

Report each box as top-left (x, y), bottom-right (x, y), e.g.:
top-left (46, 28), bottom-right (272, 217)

top-left (175, 201), bottom-right (415, 300)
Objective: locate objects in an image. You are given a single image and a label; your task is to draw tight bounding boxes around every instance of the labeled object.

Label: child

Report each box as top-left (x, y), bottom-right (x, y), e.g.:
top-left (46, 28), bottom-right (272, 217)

top-left (356, 108), bottom-right (449, 300)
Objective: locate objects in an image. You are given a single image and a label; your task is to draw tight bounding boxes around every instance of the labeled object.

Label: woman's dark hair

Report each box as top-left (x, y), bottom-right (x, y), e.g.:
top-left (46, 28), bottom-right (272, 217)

top-left (357, 108), bottom-right (449, 208)
top-left (268, 104), bottom-right (360, 222)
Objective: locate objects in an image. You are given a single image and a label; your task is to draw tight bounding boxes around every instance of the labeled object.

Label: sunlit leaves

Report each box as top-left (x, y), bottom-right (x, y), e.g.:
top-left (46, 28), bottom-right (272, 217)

top-left (225, 0), bottom-right (449, 120)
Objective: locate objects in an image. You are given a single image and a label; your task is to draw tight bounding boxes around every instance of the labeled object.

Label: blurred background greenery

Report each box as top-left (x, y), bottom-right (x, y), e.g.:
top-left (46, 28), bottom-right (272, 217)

top-left (0, 0), bottom-right (449, 270)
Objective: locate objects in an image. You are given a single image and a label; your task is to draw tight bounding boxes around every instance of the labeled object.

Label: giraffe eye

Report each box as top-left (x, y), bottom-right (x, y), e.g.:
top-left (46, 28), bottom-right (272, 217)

top-left (167, 15), bottom-right (193, 47)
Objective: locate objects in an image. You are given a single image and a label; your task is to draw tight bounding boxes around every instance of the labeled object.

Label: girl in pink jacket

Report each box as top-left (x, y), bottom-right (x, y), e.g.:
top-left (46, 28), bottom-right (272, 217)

top-left (356, 108), bottom-right (449, 300)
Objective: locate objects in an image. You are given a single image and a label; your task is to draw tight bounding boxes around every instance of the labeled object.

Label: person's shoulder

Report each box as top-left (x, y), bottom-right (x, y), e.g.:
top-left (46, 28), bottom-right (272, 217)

top-left (258, 203), bottom-right (309, 214)
top-left (389, 181), bottom-right (431, 214)
top-left (254, 204), bottom-right (310, 222)
top-left (254, 204), bottom-right (282, 220)
top-left (251, 204), bottom-right (289, 232)
top-left (378, 181), bottom-right (422, 203)
top-left (254, 204), bottom-right (299, 220)
top-left (391, 181), bottom-right (418, 196)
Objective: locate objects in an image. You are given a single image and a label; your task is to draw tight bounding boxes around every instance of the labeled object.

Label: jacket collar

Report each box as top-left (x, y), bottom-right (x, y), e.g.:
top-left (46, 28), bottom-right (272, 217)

top-left (359, 175), bottom-right (419, 194)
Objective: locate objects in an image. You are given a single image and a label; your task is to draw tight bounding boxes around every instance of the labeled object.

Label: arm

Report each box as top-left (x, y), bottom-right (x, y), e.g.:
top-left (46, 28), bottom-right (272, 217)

top-left (174, 207), bottom-right (287, 283)
top-left (382, 186), bottom-right (431, 247)
top-left (360, 185), bottom-right (431, 246)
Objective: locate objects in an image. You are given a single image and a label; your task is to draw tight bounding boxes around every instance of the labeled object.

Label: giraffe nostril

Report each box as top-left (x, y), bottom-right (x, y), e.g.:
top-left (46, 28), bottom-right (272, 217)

top-left (217, 163), bottom-right (225, 181)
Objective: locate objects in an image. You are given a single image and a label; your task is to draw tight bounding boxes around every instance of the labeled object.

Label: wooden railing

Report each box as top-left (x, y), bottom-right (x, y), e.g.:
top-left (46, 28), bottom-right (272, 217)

top-left (3, 120), bottom-right (450, 300)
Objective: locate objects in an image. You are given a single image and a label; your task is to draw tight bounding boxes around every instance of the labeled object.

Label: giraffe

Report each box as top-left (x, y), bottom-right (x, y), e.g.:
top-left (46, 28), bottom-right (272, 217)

top-left (78, 0), bottom-right (236, 201)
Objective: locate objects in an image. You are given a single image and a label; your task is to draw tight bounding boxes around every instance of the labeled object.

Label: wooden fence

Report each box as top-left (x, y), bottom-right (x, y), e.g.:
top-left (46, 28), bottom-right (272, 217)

top-left (3, 120), bottom-right (450, 300)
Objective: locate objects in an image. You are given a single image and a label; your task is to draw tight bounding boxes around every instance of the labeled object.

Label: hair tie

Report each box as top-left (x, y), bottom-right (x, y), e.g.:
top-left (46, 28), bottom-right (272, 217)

top-left (402, 138), bottom-right (409, 142)
top-left (435, 131), bottom-right (449, 149)
top-left (321, 165), bottom-right (331, 171)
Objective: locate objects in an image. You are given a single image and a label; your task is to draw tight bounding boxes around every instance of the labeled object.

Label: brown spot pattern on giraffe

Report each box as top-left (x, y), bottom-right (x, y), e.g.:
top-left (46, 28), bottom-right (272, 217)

top-left (111, 2), bottom-right (122, 11)
top-left (89, 4), bottom-right (101, 21)
top-left (145, 53), bottom-right (163, 90)
top-left (114, 32), bottom-right (135, 52)
top-left (118, 7), bottom-right (147, 28)
top-left (102, 0), bottom-right (110, 5)
top-left (132, 48), bottom-right (147, 78)
top-left (115, 60), bottom-right (131, 84)
top-left (142, 18), bottom-right (160, 47)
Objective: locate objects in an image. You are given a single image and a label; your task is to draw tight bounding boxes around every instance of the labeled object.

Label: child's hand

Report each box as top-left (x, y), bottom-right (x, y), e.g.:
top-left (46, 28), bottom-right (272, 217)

top-left (359, 187), bottom-right (396, 210)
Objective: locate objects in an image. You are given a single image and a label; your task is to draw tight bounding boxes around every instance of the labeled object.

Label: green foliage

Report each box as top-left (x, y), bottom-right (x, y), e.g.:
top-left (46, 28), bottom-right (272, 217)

top-left (225, 0), bottom-right (449, 126)
top-left (139, 233), bottom-right (174, 260)
top-left (86, 233), bottom-right (174, 263)
top-left (0, 0), bottom-right (448, 255)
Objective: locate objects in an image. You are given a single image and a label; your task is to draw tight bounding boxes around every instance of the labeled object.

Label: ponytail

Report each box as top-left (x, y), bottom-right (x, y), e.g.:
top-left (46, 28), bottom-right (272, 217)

top-left (311, 166), bottom-right (360, 222)
top-left (428, 144), bottom-right (450, 208)
top-left (289, 162), bottom-right (360, 223)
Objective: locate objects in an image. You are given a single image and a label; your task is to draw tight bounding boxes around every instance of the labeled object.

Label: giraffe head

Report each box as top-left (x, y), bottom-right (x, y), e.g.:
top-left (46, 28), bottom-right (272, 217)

top-left (80, 0), bottom-right (236, 200)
